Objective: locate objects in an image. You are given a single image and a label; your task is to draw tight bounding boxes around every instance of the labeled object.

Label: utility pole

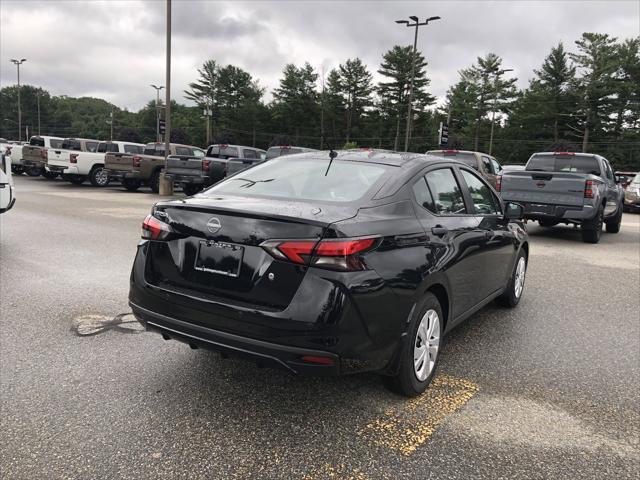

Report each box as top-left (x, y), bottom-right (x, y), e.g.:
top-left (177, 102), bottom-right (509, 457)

top-left (488, 68), bottom-right (513, 155)
top-left (203, 103), bottom-right (212, 145)
top-left (320, 65), bottom-right (325, 149)
top-left (395, 16), bottom-right (440, 152)
top-left (159, 0), bottom-right (173, 196)
top-left (37, 92), bottom-right (41, 136)
top-left (150, 84), bottom-right (164, 142)
top-left (10, 58), bottom-right (27, 142)
top-left (110, 108), bottom-right (114, 141)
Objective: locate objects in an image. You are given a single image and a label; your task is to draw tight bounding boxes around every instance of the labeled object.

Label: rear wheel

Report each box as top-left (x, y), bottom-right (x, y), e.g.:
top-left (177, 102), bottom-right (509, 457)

top-left (183, 184), bottom-right (202, 196)
top-left (581, 205), bottom-right (603, 243)
top-left (149, 169), bottom-right (161, 193)
top-left (67, 175), bottom-right (86, 185)
top-left (496, 249), bottom-right (527, 307)
top-left (387, 293), bottom-right (442, 397)
top-left (89, 166), bottom-right (110, 187)
top-left (122, 179), bottom-right (141, 192)
top-left (42, 170), bottom-right (58, 180)
top-left (26, 166), bottom-right (42, 177)
top-left (605, 202), bottom-right (623, 234)
top-left (12, 165), bottom-right (24, 175)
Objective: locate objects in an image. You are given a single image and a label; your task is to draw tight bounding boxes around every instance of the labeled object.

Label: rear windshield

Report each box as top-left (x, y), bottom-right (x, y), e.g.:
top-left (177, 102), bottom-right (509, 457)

top-left (61, 139), bottom-right (82, 151)
top-left (97, 142), bottom-right (119, 153)
top-left (124, 144), bottom-right (143, 154)
top-left (30, 137), bottom-right (45, 147)
top-left (204, 157), bottom-right (391, 203)
top-left (265, 147), bottom-right (305, 160)
top-left (50, 139), bottom-right (63, 149)
top-left (207, 146), bottom-right (239, 159)
top-left (428, 151), bottom-right (477, 168)
top-left (526, 154), bottom-right (600, 175)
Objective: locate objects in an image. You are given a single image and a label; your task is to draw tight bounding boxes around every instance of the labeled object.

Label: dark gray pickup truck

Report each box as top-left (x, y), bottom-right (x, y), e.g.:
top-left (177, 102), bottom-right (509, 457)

top-left (226, 145), bottom-right (318, 177)
top-left (500, 152), bottom-right (624, 243)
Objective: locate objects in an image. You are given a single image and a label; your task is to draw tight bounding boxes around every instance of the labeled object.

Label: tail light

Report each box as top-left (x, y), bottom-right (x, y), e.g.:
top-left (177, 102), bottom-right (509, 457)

top-left (202, 159), bottom-right (211, 172)
top-left (495, 174), bottom-right (502, 192)
top-left (132, 156), bottom-right (142, 168)
top-left (41, 149), bottom-right (48, 160)
top-left (261, 237), bottom-right (378, 271)
top-left (584, 180), bottom-right (595, 198)
top-left (70, 153), bottom-right (79, 163)
top-left (300, 355), bottom-right (335, 366)
top-left (142, 214), bottom-right (172, 240)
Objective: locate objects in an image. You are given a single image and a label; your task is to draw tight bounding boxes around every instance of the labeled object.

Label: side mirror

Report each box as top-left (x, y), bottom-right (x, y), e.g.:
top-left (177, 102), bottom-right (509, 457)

top-left (504, 202), bottom-right (524, 220)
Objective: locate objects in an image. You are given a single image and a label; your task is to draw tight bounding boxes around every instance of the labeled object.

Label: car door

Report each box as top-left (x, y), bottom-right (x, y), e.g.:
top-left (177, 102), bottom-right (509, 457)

top-left (411, 165), bottom-right (490, 320)
top-left (457, 166), bottom-right (515, 296)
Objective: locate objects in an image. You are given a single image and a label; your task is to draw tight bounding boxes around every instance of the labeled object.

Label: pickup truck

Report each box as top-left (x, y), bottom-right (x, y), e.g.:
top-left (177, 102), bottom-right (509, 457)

top-left (165, 144), bottom-right (262, 195)
top-left (104, 142), bottom-right (202, 193)
top-left (21, 136), bottom-right (65, 178)
top-left (46, 138), bottom-right (101, 185)
top-left (225, 145), bottom-right (316, 177)
top-left (500, 151), bottom-right (624, 243)
top-left (0, 152), bottom-right (15, 213)
top-left (426, 149), bottom-right (502, 189)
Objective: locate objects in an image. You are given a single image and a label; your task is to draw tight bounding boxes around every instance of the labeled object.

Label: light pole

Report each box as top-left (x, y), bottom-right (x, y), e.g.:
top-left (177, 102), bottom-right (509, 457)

top-left (37, 92), bottom-right (41, 136)
top-left (396, 16), bottom-right (440, 152)
top-left (10, 58), bottom-right (27, 142)
top-left (159, 0), bottom-right (173, 196)
top-left (488, 68), bottom-right (513, 155)
top-left (150, 84), bottom-right (164, 142)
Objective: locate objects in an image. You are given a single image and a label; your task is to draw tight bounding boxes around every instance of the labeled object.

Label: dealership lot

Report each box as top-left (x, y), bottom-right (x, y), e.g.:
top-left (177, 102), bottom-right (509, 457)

top-left (1, 175), bottom-right (639, 479)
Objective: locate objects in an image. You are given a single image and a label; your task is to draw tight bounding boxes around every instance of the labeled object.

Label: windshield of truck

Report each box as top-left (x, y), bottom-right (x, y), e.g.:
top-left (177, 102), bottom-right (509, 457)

top-left (526, 154), bottom-right (601, 175)
top-left (30, 137), bottom-right (45, 147)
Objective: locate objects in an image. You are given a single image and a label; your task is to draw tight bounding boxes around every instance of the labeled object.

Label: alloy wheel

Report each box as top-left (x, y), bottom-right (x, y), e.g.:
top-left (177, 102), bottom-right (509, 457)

top-left (413, 309), bottom-right (440, 381)
top-left (514, 256), bottom-right (526, 298)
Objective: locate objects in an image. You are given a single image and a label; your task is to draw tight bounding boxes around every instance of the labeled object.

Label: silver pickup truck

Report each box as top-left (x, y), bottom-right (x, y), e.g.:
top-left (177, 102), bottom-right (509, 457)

top-left (500, 152), bottom-right (624, 243)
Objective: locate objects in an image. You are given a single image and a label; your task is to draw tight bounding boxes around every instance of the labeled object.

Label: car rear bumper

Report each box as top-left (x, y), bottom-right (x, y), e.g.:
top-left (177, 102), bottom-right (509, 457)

top-left (47, 163), bottom-right (73, 174)
top-left (518, 201), bottom-right (596, 221)
top-left (166, 173), bottom-right (207, 185)
top-left (106, 169), bottom-right (142, 180)
top-left (23, 159), bottom-right (45, 168)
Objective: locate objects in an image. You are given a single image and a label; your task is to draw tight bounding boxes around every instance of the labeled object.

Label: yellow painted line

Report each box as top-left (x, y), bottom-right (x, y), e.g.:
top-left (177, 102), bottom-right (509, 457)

top-left (358, 374), bottom-right (480, 456)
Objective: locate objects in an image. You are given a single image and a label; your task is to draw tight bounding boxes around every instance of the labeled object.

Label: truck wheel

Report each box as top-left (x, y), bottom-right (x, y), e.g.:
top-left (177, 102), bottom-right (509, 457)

top-left (183, 184), bottom-right (202, 196)
top-left (538, 220), bottom-right (558, 228)
top-left (386, 293), bottom-right (442, 397)
top-left (26, 166), bottom-right (42, 177)
top-left (605, 202), bottom-right (623, 234)
top-left (581, 205), bottom-right (603, 243)
top-left (12, 165), bottom-right (24, 175)
top-left (67, 175), bottom-right (87, 185)
top-left (122, 179), bottom-right (141, 192)
top-left (42, 170), bottom-right (58, 180)
top-left (89, 166), bottom-right (110, 187)
top-left (149, 170), bottom-right (161, 193)
top-left (496, 249), bottom-right (527, 307)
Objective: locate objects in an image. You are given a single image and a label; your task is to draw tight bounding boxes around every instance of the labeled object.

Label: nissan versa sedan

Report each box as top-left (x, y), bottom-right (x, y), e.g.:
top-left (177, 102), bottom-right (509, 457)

top-left (129, 150), bottom-right (529, 396)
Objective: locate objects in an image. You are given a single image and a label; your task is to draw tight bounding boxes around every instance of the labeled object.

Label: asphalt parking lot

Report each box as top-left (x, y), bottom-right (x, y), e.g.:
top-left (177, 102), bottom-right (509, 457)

top-left (1, 175), bottom-right (639, 479)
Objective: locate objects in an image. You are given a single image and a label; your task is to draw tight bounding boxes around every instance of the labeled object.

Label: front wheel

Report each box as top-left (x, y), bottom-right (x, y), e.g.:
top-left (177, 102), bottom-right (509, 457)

top-left (26, 166), bottom-right (43, 177)
top-left (66, 175), bottom-right (87, 185)
top-left (387, 293), bottom-right (442, 397)
top-left (496, 249), bottom-right (527, 308)
top-left (89, 166), bottom-right (110, 187)
top-left (42, 169), bottom-right (58, 180)
top-left (122, 178), bottom-right (141, 192)
top-left (149, 170), bottom-right (161, 193)
top-left (12, 165), bottom-right (25, 175)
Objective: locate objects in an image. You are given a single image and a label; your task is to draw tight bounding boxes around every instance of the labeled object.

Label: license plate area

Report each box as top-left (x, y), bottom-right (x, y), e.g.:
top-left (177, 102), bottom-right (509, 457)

top-left (526, 203), bottom-right (554, 214)
top-left (194, 241), bottom-right (243, 277)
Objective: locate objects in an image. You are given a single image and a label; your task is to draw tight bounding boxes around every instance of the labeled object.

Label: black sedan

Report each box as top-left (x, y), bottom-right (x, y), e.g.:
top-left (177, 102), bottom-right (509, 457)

top-left (129, 150), bottom-right (529, 396)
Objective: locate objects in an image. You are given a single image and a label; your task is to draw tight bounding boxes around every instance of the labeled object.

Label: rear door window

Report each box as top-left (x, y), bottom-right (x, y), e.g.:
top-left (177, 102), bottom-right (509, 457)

top-left (490, 158), bottom-right (502, 174)
top-left (412, 177), bottom-right (436, 212)
top-left (481, 156), bottom-right (494, 174)
top-left (193, 149), bottom-right (205, 158)
top-left (50, 139), bottom-right (63, 149)
top-left (243, 149), bottom-right (258, 159)
top-left (61, 139), bottom-right (82, 151)
top-left (460, 169), bottom-right (501, 215)
top-left (424, 168), bottom-right (467, 215)
top-left (85, 141), bottom-right (99, 153)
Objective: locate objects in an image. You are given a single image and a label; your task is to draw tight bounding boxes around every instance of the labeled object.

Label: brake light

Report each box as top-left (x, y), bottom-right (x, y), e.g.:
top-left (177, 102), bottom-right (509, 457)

top-left (261, 237), bottom-right (377, 271)
top-left (443, 149), bottom-right (459, 154)
top-left (70, 153), bottom-right (79, 163)
top-left (141, 214), bottom-right (172, 240)
top-left (132, 156), bottom-right (142, 168)
top-left (300, 356), bottom-right (335, 366)
top-left (41, 149), bottom-right (48, 160)
top-left (554, 151), bottom-right (575, 156)
top-left (202, 159), bottom-right (211, 172)
top-left (584, 180), bottom-right (595, 198)
top-left (495, 174), bottom-right (502, 192)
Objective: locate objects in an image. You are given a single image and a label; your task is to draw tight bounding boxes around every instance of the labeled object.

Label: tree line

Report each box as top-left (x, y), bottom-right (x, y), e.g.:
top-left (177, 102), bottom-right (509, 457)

top-left (0, 32), bottom-right (638, 169)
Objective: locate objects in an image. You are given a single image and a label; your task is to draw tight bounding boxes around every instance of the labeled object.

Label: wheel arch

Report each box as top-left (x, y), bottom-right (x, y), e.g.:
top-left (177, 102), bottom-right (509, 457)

top-left (425, 283), bottom-right (450, 332)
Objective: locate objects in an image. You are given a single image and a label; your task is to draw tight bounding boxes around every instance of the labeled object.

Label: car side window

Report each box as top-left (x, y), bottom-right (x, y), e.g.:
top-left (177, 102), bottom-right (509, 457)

top-left (243, 149), bottom-right (258, 159)
top-left (193, 149), bottom-right (205, 158)
top-left (481, 156), bottom-right (494, 174)
top-left (412, 177), bottom-right (436, 212)
top-left (424, 168), bottom-right (467, 215)
top-left (460, 169), bottom-right (502, 215)
top-left (603, 160), bottom-right (614, 182)
top-left (490, 158), bottom-right (502, 174)
top-left (175, 146), bottom-right (191, 156)
top-left (86, 141), bottom-right (98, 153)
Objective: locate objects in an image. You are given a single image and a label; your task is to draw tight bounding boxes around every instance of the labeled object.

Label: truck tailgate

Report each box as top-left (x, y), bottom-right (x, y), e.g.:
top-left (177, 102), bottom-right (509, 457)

top-left (501, 171), bottom-right (588, 207)
top-left (105, 152), bottom-right (134, 172)
top-left (226, 158), bottom-right (262, 176)
top-left (166, 155), bottom-right (202, 177)
top-left (47, 149), bottom-right (71, 168)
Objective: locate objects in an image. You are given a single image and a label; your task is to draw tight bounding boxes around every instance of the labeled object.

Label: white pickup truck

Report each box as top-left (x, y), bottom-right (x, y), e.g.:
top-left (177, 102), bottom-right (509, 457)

top-left (21, 136), bottom-right (65, 178)
top-left (47, 139), bottom-right (144, 187)
top-left (1, 152), bottom-right (16, 213)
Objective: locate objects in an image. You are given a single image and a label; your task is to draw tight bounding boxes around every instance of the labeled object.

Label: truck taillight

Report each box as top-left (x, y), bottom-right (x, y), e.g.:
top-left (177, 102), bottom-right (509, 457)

top-left (41, 149), bottom-right (48, 160)
top-left (584, 180), bottom-right (595, 198)
top-left (495, 175), bottom-right (502, 192)
top-left (142, 214), bottom-right (172, 240)
top-left (132, 156), bottom-right (142, 168)
top-left (202, 159), bottom-right (211, 172)
top-left (70, 153), bottom-right (79, 164)
top-left (261, 237), bottom-right (378, 271)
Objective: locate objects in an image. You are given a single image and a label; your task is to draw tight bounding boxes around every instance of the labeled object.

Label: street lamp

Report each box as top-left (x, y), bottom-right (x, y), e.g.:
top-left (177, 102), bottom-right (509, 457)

top-left (395, 16), bottom-right (440, 152)
top-left (488, 68), bottom-right (513, 155)
top-left (10, 58), bottom-right (27, 142)
top-left (150, 84), bottom-right (164, 142)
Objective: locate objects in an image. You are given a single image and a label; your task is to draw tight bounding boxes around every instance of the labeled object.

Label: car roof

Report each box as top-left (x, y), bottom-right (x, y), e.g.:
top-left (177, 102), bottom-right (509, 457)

top-left (427, 149), bottom-right (486, 156)
top-left (64, 137), bottom-right (100, 142)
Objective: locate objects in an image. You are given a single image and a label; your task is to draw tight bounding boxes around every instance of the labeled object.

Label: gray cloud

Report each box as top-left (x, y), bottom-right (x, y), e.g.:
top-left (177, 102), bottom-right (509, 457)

top-left (1, 0), bottom-right (638, 111)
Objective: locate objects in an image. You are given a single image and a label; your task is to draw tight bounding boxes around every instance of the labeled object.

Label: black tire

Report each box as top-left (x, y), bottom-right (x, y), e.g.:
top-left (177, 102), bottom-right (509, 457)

top-left (12, 165), bottom-right (25, 175)
top-left (67, 175), bottom-right (86, 185)
top-left (89, 165), bottom-right (110, 187)
top-left (581, 205), bottom-right (604, 243)
top-left (42, 169), bottom-right (58, 180)
top-left (605, 202), bottom-right (623, 234)
top-left (149, 169), bottom-right (161, 193)
top-left (183, 183), bottom-right (202, 196)
top-left (538, 220), bottom-right (558, 228)
top-left (26, 166), bottom-right (43, 177)
top-left (122, 179), bottom-right (141, 192)
top-left (387, 293), bottom-right (443, 397)
top-left (495, 249), bottom-right (527, 308)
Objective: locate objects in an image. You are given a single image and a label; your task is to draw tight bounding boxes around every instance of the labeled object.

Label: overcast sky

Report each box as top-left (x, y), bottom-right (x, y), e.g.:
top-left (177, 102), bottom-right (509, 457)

top-left (1, 0), bottom-right (638, 111)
